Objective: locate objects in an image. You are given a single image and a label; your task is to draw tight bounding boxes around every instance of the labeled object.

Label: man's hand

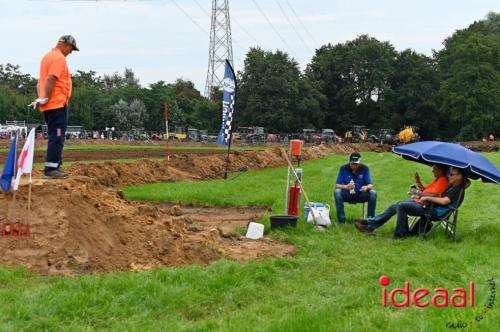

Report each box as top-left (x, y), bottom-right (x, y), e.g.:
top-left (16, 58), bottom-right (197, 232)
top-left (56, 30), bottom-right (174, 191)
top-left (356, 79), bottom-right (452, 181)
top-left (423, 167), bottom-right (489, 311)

top-left (415, 172), bottom-right (425, 189)
top-left (28, 98), bottom-right (49, 109)
top-left (360, 185), bottom-right (368, 192)
top-left (407, 186), bottom-right (418, 195)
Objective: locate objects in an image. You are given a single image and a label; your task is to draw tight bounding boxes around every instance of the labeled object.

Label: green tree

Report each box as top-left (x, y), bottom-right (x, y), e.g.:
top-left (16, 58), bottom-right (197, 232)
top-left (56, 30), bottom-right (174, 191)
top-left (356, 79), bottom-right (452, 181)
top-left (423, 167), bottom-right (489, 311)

top-left (70, 70), bottom-right (109, 129)
top-left (142, 81), bottom-right (175, 131)
top-left (103, 68), bottom-right (140, 90)
top-left (237, 47), bottom-right (324, 132)
top-left (0, 63), bottom-right (37, 94)
top-left (110, 99), bottom-right (148, 131)
top-left (0, 64), bottom-right (38, 123)
top-left (307, 35), bottom-right (396, 132)
top-left (435, 12), bottom-right (500, 140)
top-left (384, 50), bottom-right (440, 139)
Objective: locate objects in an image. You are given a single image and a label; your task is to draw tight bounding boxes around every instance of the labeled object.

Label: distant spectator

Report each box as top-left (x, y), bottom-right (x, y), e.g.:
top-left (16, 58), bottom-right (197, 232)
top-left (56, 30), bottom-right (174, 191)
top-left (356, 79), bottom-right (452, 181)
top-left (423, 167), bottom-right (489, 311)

top-left (345, 130), bottom-right (353, 143)
top-left (489, 133), bottom-right (495, 141)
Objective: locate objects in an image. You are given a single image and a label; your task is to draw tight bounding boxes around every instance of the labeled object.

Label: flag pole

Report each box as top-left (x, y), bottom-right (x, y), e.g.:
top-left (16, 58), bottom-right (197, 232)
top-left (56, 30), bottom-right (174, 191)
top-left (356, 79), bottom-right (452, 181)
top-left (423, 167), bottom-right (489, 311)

top-left (27, 172), bottom-right (32, 225)
top-left (11, 129), bottom-right (19, 225)
top-left (163, 102), bottom-right (170, 161)
top-left (223, 131), bottom-right (233, 180)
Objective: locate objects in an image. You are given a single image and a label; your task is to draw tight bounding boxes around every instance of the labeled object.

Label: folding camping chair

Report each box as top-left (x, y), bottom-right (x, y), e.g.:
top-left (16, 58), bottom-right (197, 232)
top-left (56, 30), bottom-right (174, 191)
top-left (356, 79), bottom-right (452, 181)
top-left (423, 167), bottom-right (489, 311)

top-left (409, 187), bottom-right (466, 242)
top-left (410, 205), bottom-right (460, 241)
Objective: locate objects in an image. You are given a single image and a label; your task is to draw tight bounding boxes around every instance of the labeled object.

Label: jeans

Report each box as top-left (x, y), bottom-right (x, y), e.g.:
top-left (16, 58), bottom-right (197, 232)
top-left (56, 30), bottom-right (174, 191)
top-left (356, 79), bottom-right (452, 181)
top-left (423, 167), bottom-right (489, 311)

top-left (367, 199), bottom-right (429, 237)
top-left (43, 105), bottom-right (68, 170)
top-left (334, 189), bottom-right (377, 223)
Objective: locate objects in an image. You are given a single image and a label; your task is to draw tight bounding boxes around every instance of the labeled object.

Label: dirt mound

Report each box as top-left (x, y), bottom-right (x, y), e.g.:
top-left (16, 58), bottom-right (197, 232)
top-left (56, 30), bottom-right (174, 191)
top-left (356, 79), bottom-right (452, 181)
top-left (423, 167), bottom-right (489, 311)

top-left (66, 143), bottom-right (389, 188)
top-left (462, 141), bottom-right (499, 152)
top-left (0, 176), bottom-right (294, 275)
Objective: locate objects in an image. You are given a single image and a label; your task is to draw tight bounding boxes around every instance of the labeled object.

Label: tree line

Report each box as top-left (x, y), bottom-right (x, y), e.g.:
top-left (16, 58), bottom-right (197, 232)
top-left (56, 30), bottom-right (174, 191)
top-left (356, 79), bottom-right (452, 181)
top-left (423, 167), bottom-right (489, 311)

top-left (0, 12), bottom-right (498, 141)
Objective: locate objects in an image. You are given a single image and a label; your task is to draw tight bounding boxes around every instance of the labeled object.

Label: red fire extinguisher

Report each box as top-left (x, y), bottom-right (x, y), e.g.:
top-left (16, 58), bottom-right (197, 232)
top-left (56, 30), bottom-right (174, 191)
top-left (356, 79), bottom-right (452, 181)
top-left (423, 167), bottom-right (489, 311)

top-left (287, 168), bottom-right (302, 216)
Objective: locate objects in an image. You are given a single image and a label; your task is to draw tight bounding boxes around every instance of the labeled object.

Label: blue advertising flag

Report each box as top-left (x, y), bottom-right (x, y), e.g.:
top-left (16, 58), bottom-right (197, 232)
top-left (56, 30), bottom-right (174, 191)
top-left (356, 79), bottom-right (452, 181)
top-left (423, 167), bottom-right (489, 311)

top-left (216, 60), bottom-right (237, 145)
top-left (0, 133), bottom-right (17, 192)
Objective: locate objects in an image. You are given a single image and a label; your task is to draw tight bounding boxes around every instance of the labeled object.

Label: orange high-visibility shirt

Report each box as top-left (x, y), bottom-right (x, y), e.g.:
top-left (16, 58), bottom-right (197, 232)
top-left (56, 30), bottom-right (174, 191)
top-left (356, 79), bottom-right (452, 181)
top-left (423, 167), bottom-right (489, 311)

top-left (415, 175), bottom-right (448, 204)
top-left (38, 48), bottom-right (72, 112)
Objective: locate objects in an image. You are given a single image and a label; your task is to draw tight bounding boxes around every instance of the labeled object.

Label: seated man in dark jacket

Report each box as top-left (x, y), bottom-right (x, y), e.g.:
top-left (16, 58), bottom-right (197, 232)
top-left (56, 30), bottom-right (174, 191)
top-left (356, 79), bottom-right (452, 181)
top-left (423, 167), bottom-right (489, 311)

top-left (355, 167), bottom-right (467, 239)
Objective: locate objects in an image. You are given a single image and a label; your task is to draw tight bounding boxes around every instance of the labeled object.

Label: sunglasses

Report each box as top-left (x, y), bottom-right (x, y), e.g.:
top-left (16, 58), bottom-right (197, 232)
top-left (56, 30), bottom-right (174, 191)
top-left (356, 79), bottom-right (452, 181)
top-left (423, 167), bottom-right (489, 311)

top-left (449, 173), bottom-right (461, 177)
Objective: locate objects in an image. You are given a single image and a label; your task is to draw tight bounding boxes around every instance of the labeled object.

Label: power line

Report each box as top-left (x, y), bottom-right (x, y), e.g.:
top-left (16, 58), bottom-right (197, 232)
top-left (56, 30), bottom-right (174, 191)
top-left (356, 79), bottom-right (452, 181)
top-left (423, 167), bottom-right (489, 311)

top-left (231, 15), bottom-right (261, 47)
top-left (192, 0), bottom-right (259, 48)
top-left (170, 1), bottom-right (243, 68)
top-left (190, 0), bottom-right (250, 62)
top-left (170, 0), bottom-right (209, 35)
top-left (274, 0), bottom-right (313, 54)
top-left (250, 0), bottom-right (298, 59)
top-left (191, 0), bottom-right (210, 17)
top-left (284, 0), bottom-right (319, 47)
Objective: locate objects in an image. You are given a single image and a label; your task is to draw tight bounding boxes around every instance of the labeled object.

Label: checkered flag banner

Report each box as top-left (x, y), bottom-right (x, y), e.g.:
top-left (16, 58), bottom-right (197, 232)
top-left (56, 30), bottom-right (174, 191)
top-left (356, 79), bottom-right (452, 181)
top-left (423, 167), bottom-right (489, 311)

top-left (216, 60), bottom-right (237, 145)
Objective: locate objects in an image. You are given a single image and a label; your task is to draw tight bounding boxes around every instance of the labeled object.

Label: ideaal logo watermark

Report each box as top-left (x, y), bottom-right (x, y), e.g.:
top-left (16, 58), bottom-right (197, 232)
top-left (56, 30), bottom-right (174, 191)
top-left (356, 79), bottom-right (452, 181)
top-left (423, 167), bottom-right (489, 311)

top-left (446, 278), bottom-right (495, 329)
top-left (378, 275), bottom-right (495, 328)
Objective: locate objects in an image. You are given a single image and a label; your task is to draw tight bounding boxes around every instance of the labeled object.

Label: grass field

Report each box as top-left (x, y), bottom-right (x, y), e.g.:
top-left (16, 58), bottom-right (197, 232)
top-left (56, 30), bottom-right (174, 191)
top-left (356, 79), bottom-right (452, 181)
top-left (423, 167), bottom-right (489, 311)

top-left (1, 152), bottom-right (499, 331)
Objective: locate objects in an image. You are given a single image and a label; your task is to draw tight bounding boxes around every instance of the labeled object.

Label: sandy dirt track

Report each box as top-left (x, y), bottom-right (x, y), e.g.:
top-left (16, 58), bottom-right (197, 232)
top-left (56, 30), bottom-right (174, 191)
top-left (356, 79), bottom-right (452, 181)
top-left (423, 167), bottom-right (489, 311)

top-left (0, 142), bottom-right (408, 275)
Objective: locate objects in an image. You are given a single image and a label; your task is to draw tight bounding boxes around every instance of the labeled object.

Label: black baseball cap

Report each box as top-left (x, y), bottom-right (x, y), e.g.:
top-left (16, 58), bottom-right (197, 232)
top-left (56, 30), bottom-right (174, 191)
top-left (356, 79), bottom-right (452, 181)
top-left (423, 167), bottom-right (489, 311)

top-left (59, 35), bottom-right (79, 51)
top-left (349, 152), bottom-right (361, 163)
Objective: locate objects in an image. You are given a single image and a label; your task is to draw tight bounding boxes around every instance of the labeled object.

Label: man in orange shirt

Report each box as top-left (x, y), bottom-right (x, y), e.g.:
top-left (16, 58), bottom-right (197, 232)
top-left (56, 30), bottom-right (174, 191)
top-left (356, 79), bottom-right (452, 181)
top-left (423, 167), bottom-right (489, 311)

top-left (35, 35), bottom-right (79, 178)
top-left (354, 164), bottom-right (448, 239)
top-left (411, 164), bottom-right (449, 204)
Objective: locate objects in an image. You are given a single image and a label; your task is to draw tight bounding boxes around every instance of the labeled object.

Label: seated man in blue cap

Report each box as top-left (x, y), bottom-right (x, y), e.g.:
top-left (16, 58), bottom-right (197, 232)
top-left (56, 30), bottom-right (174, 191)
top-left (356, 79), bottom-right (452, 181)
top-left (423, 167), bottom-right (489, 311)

top-left (333, 152), bottom-right (377, 224)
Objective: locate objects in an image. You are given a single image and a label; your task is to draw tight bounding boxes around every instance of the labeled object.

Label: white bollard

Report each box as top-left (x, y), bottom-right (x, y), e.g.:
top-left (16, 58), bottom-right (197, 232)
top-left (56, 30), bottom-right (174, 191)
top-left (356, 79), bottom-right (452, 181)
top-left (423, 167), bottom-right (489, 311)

top-left (245, 222), bottom-right (264, 240)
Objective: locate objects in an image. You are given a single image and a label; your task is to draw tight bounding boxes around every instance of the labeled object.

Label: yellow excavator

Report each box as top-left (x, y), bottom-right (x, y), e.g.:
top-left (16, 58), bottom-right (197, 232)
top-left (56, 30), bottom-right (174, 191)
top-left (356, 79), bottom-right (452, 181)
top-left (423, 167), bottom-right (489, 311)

top-left (397, 126), bottom-right (419, 144)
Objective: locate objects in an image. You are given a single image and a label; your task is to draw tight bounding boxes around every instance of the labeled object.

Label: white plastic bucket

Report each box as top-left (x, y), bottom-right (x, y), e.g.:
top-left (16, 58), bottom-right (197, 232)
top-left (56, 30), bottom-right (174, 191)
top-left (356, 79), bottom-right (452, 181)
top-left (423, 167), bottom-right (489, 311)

top-left (246, 222), bottom-right (264, 239)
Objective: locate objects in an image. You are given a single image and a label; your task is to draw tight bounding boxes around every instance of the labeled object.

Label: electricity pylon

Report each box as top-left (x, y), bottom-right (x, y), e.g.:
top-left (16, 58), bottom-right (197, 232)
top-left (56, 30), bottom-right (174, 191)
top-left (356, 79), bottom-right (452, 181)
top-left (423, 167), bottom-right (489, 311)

top-left (204, 0), bottom-right (234, 98)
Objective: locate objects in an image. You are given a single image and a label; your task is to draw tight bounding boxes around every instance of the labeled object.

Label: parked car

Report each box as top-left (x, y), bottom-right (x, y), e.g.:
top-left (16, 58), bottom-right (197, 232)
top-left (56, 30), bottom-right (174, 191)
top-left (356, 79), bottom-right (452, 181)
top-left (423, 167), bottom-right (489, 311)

top-left (199, 130), bottom-right (210, 142)
top-left (321, 129), bottom-right (336, 143)
top-left (187, 128), bottom-right (199, 141)
top-left (301, 129), bottom-right (321, 144)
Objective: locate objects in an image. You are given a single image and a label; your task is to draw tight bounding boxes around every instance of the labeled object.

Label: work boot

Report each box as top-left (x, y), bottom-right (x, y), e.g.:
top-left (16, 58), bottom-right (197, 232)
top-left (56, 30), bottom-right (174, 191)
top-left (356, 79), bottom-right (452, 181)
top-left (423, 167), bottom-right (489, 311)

top-left (355, 219), bottom-right (368, 225)
top-left (354, 221), bottom-right (374, 234)
top-left (44, 168), bottom-right (69, 179)
top-left (392, 233), bottom-right (407, 240)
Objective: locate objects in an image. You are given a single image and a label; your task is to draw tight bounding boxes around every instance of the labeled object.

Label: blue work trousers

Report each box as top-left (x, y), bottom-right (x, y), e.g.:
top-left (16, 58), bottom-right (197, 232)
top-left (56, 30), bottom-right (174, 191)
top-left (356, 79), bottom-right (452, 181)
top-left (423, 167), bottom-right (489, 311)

top-left (334, 189), bottom-right (377, 223)
top-left (43, 105), bottom-right (68, 170)
top-left (367, 199), bottom-right (429, 237)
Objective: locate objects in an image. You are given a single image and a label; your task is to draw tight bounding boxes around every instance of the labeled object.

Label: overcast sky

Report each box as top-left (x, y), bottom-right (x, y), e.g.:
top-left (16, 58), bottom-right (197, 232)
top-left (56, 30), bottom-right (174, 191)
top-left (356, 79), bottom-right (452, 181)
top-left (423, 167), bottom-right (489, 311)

top-left (1, 1), bottom-right (498, 93)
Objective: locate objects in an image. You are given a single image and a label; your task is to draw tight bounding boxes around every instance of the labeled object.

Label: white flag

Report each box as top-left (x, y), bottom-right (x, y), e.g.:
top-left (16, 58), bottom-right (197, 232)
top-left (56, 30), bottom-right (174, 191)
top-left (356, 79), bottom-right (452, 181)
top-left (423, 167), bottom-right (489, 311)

top-left (14, 128), bottom-right (35, 191)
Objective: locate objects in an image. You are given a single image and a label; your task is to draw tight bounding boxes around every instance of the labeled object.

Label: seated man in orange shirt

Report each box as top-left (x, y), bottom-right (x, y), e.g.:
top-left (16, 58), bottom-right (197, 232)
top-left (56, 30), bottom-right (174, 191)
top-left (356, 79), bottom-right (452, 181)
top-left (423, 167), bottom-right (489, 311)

top-left (355, 164), bottom-right (448, 239)
top-left (410, 164), bottom-right (449, 204)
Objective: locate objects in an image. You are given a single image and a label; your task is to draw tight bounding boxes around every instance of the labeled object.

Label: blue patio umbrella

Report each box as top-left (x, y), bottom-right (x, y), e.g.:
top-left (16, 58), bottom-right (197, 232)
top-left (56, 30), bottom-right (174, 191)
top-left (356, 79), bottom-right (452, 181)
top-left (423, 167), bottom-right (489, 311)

top-left (393, 141), bottom-right (500, 184)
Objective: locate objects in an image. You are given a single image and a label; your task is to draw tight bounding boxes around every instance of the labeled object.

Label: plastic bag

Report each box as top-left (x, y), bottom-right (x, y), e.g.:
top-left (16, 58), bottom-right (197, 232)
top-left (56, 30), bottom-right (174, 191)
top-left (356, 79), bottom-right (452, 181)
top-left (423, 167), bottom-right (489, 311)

top-left (304, 202), bottom-right (324, 218)
top-left (307, 204), bottom-right (331, 227)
